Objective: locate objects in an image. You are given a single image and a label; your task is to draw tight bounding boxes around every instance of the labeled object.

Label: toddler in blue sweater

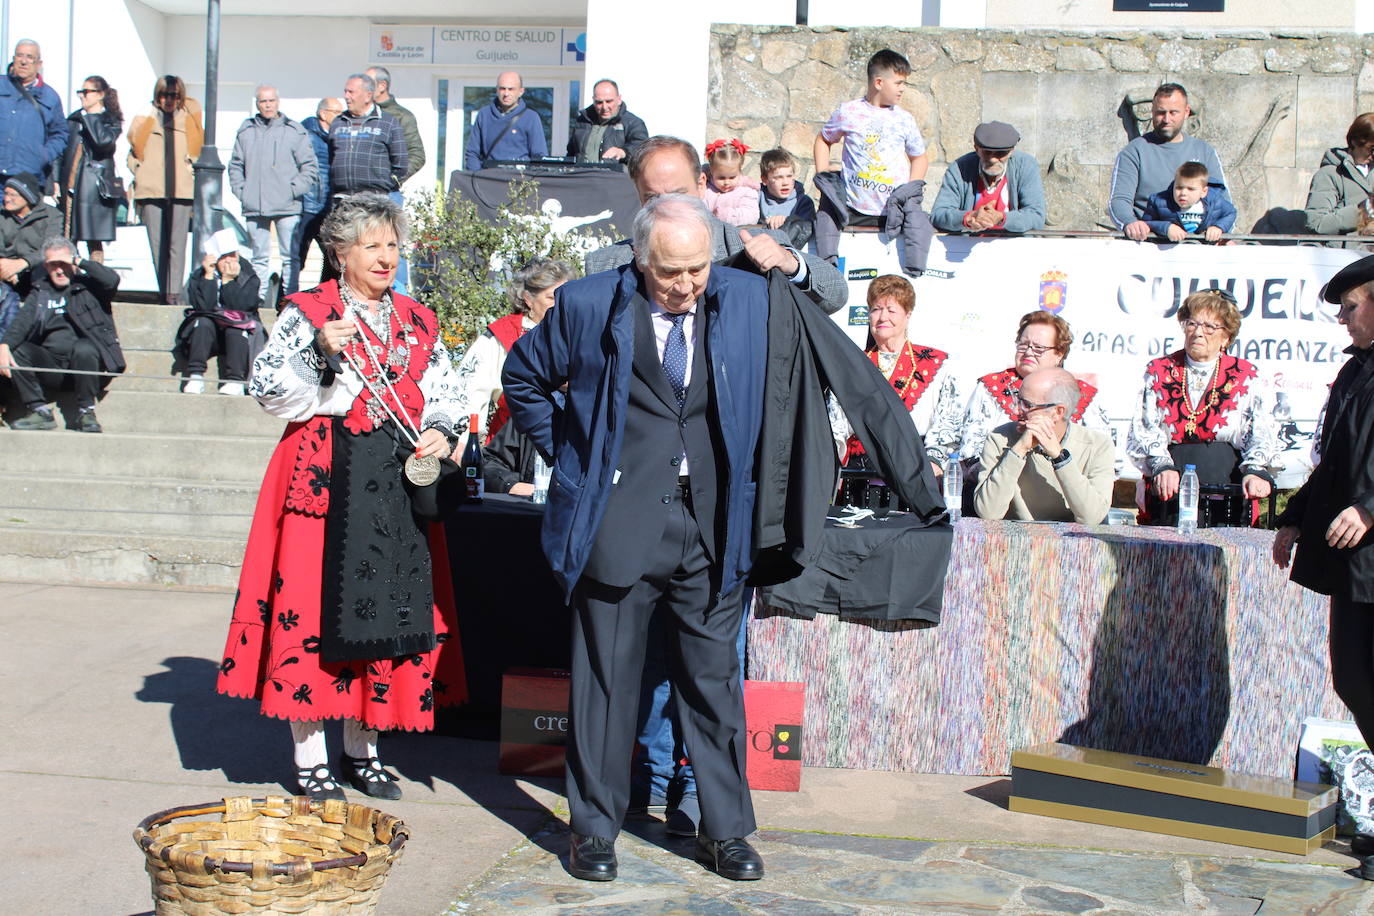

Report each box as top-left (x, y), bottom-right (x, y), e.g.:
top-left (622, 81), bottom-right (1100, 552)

top-left (1139, 161), bottom-right (1236, 243)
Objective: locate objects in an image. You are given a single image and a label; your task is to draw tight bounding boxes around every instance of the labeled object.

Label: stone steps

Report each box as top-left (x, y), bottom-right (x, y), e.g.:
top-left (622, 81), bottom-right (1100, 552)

top-left (88, 390), bottom-right (283, 437)
top-left (0, 429), bottom-right (275, 483)
top-left (0, 473), bottom-right (259, 538)
top-left (0, 525), bottom-right (246, 589)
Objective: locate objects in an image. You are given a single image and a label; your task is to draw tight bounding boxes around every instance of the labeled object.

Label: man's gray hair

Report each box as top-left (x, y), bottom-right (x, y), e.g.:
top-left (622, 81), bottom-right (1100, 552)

top-left (367, 66), bottom-right (391, 90)
top-left (13, 39), bottom-right (39, 55)
top-left (630, 194), bottom-right (712, 269)
top-left (510, 257), bottom-right (576, 313)
top-left (346, 72), bottom-right (375, 93)
top-left (1045, 370), bottom-right (1083, 413)
top-left (318, 192), bottom-right (407, 264)
top-left (254, 83), bottom-right (277, 97)
top-left (41, 235), bottom-right (77, 260)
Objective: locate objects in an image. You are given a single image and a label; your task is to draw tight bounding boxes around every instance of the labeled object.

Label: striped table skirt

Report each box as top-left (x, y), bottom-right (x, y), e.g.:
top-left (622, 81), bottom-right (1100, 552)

top-left (747, 519), bottom-right (1348, 778)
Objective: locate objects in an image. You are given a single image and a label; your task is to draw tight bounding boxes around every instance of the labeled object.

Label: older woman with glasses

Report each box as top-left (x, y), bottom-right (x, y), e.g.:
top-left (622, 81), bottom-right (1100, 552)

top-left (127, 75), bottom-right (202, 304)
top-left (1127, 288), bottom-right (1279, 524)
top-left (957, 310), bottom-right (1111, 469)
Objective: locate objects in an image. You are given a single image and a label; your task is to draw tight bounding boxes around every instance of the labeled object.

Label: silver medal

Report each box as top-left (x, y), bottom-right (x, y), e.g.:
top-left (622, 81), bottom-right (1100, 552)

top-left (405, 453), bottom-right (441, 487)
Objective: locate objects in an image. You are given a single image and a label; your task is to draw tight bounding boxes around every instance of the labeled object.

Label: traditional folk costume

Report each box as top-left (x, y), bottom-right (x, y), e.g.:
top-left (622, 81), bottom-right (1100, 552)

top-left (829, 341), bottom-right (963, 466)
top-left (957, 367), bottom-right (1112, 463)
top-left (452, 312), bottom-right (530, 443)
top-left (1126, 350), bottom-right (1279, 524)
top-left (216, 280), bottom-right (468, 740)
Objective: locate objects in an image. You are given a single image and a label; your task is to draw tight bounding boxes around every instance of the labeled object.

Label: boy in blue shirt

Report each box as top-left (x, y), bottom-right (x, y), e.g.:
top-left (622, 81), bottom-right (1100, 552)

top-left (1140, 161), bottom-right (1236, 242)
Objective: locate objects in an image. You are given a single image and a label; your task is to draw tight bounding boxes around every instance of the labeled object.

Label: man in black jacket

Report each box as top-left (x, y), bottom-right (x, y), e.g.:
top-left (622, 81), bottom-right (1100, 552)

top-left (0, 234), bottom-right (123, 431)
top-left (567, 80), bottom-right (648, 164)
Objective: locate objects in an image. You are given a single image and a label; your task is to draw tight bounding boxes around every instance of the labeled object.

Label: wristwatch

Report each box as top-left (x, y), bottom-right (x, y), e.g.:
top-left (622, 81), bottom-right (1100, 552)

top-left (1051, 448), bottom-right (1072, 470)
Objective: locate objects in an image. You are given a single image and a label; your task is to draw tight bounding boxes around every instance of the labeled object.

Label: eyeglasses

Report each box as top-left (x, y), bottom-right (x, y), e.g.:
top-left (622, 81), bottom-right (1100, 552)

top-left (1182, 319), bottom-right (1225, 334)
top-left (1017, 397), bottom-right (1055, 412)
top-left (1014, 341), bottom-right (1055, 357)
top-left (76, 88), bottom-right (101, 96)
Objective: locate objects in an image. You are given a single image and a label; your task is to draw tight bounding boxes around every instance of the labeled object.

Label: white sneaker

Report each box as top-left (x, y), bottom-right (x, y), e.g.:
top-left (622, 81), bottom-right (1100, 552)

top-left (181, 374), bottom-right (205, 395)
top-left (218, 381), bottom-right (246, 397)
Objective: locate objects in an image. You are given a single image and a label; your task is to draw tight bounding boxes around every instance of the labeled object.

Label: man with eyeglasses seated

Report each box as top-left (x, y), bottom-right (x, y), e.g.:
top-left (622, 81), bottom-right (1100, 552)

top-left (1126, 288), bottom-right (1279, 524)
top-left (973, 367), bottom-right (1115, 524)
top-left (956, 310), bottom-right (1111, 474)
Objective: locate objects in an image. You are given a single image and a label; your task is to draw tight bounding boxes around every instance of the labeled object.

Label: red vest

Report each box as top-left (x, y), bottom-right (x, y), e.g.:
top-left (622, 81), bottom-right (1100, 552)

top-left (484, 312), bottom-right (529, 443)
top-left (978, 368), bottom-right (1097, 422)
top-left (1144, 351), bottom-right (1257, 443)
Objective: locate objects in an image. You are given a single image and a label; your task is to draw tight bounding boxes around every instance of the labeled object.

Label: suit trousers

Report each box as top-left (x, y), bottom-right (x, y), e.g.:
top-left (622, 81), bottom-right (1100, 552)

top-left (1329, 592), bottom-right (1374, 747)
top-left (139, 199), bottom-right (192, 304)
top-left (568, 489), bottom-right (755, 841)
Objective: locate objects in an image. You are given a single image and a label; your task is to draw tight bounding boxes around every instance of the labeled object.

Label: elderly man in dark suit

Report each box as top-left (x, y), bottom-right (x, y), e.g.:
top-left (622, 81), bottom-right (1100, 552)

top-left (503, 193), bottom-right (769, 883)
top-left (1275, 255), bottom-right (1374, 877)
top-left (584, 135), bottom-right (847, 315)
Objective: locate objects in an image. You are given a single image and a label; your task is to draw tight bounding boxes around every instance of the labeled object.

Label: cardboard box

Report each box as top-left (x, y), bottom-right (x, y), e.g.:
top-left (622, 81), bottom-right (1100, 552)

top-left (498, 667), bottom-right (570, 778)
top-left (1010, 742), bottom-right (1337, 855)
top-left (744, 680), bottom-right (804, 792)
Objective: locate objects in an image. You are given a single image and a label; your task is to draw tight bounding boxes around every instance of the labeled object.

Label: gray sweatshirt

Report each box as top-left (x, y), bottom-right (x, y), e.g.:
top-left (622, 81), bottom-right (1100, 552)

top-left (1107, 132), bottom-right (1228, 229)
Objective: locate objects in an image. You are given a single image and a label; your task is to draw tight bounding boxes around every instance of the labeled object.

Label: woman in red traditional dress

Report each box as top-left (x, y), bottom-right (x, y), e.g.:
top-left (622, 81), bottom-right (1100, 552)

top-left (217, 193), bottom-right (468, 801)
top-left (830, 274), bottom-right (963, 477)
top-left (957, 310), bottom-right (1112, 467)
top-left (1127, 288), bottom-right (1279, 524)
top-left (451, 257), bottom-right (575, 442)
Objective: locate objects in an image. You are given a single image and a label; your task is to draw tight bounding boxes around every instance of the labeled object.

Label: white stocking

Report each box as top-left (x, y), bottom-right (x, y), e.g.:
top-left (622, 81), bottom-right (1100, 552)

top-left (343, 719), bottom-right (379, 760)
top-left (290, 720), bottom-right (328, 769)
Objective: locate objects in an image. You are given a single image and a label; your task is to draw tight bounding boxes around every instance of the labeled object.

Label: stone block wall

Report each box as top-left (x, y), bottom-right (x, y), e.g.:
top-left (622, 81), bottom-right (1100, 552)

top-left (707, 26), bottom-right (1374, 232)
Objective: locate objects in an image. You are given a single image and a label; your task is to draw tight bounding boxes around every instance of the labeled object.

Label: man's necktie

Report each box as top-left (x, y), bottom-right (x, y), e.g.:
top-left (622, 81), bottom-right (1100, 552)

top-left (662, 312), bottom-right (688, 409)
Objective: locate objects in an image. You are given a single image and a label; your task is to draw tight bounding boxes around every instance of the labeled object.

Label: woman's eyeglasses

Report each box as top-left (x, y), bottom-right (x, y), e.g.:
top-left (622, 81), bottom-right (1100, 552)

top-left (1014, 341), bottom-right (1054, 357)
top-left (76, 88), bottom-right (101, 96)
top-left (1182, 319), bottom-right (1225, 334)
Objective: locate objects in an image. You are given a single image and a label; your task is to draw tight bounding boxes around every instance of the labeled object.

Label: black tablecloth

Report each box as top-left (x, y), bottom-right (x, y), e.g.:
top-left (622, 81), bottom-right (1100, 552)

top-left (755, 510), bottom-right (953, 624)
top-left (437, 494), bottom-right (570, 738)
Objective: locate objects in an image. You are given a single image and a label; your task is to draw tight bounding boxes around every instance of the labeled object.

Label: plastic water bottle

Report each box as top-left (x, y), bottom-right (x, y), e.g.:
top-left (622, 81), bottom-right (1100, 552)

top-left (1177, 464), bottom-right (1199, 535)
top-left (943, 453), bottom-right (963, 524)
top-left (531, 454), bottom-right (552, 505)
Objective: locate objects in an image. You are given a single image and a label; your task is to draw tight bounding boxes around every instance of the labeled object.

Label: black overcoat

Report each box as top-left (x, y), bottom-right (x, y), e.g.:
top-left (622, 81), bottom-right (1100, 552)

top-left (1278, 346), bottom-right (1374, 600)
top-left (59, 109), bottom-right (120, 242)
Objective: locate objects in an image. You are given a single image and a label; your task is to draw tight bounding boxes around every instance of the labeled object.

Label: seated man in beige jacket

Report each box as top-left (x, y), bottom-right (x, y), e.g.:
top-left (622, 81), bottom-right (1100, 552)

top-left (974, 367), bottom-right (1115, 524)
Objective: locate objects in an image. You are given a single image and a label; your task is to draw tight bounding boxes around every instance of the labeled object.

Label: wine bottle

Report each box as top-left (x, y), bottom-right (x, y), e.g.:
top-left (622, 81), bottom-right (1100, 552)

top-left (462, 412), bottom-right (484, 503)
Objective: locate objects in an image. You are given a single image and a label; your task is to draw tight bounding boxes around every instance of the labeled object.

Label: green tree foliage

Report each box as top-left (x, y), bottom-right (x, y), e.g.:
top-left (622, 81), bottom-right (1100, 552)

top-left (408, 179), bottom-right (611, 358)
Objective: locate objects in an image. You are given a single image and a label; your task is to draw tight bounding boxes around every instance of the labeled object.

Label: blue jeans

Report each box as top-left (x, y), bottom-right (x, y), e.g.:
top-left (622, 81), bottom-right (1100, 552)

top-left (631, 588), bottom-right (751, 804)
top-left (387, 191), bottom-right (409, 296)
top-left (247, 214), bottom-right (301, 300)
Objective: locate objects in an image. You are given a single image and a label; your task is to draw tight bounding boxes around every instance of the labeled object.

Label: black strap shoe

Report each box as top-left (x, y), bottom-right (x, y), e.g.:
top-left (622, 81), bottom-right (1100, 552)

top-left (297, 764), bottom-right (346, 802)
top-left (341, 753), bottom-right (403, 800)
top-left (569, 832), bottom-right (617, 881)
top-left (695, 836), bottom-right (764, 880)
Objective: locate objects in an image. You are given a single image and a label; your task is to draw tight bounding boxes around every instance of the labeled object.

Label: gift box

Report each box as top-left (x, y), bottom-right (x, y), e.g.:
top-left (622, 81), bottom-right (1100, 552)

top-left (1010, 742), bottom-right (1337, 855)
top-left (498, 667), bottom-right (571, 778)
top-left (744, 680), bottom-right (805, 792)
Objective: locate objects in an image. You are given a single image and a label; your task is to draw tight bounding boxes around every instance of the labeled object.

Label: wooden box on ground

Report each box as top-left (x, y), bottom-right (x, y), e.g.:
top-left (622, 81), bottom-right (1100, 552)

top-left (1009, 742), bottom-right (1337, 855)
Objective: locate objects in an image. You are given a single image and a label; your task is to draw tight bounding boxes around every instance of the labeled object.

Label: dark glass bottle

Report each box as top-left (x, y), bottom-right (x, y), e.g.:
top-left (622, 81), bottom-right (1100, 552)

top-left (462, 412), bottom-right (484, 502)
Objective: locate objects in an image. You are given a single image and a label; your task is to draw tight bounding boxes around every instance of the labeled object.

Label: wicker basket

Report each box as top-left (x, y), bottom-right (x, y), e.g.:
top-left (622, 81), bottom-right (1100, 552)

top-left (133, 796), bottom-right (409, 915)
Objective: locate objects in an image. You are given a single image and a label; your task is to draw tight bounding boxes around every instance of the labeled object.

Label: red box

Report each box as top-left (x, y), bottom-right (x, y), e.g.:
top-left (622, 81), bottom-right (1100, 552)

top-left (744, 680), bottom-right (805, 792)
top-left (498, 667), bottom-right (571, 778)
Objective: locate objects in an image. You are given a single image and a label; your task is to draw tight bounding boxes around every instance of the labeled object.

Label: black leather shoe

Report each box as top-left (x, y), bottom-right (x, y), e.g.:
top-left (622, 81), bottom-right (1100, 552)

top-left (569, 833), bottom-right (617, 881)
top-left (1353, 833), bottom-right (1374, 858)
top-left (340, 754), bottom-right (402, 800)
top-left (695, 836), bottom-right (764, 880)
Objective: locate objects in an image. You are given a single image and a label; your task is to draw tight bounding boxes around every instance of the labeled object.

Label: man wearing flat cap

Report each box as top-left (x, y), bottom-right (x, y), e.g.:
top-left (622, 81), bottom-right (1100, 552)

top-left (1275, 254), bottom-right (1374, 876)
top-left (0, 171), bottom-right (59, 334)
top-left (931, 121), bottom-right (1046, 234)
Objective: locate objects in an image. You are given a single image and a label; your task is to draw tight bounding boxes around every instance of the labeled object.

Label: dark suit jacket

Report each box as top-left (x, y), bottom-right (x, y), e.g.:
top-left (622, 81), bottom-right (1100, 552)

top-left (1278, 346), bottom-right (1374, 600)
top-left (583, 213), bottom-right (848, 315)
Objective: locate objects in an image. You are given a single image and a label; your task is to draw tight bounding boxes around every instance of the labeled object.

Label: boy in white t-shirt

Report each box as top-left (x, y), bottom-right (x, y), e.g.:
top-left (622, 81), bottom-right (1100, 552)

top-left (813, 49), bottom-right (932, 269)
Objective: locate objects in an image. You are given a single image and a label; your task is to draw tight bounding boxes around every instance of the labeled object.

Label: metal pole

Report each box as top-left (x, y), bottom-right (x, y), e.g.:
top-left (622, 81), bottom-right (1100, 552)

top-left (191, 0), bottom-right (224, 263)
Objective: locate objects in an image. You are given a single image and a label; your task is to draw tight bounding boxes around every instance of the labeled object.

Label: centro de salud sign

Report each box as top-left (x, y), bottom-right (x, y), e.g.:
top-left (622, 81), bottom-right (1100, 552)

top-left (369, 25), bottom-right (585, 67)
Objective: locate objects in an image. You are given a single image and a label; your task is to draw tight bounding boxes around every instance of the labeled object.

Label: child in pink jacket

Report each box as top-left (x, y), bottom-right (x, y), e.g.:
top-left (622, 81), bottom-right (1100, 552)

top-left (701, 139), bottom-right (761, 226)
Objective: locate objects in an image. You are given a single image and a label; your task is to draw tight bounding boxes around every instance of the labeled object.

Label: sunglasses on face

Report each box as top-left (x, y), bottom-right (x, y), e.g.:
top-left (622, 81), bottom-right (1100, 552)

top-left (76, 88), bottom-right (101, 96)
top-left (1017, 397), bottom-right (1055, 412)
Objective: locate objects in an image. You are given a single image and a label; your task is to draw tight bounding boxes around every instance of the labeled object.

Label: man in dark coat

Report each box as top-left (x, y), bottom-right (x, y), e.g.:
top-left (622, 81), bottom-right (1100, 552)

top-left (0, 171), bottom-right (61, 296)
top-left (0, 235), bottom-right (122, 431)
top-left (1274, 253), bottom-right (1374, 875)
top-left (503, 194), bottom-right (769, 884)
top-left (567, 79), bottom-right (648, 163)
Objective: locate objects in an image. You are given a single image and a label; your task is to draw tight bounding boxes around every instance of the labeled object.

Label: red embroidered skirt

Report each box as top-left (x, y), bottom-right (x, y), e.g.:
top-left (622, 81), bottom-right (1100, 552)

top-left (216, 422), bottom-right (468, 730)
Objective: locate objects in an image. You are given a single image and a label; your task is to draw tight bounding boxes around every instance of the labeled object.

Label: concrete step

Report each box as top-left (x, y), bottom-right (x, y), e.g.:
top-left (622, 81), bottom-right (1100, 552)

top-left (111, 302), bottom-right (278, 352)
top-left (0, 474), bottom-right (258, 537)
top-left (0, 524), bottom-right (243, 589)
top-left (0, 429), bottom-right (275, 483)
top-left (87, 390), bottom-right (283, 438)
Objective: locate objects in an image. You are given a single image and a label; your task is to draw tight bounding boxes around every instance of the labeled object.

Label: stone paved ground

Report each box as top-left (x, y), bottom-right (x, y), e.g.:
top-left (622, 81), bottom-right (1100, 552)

top-left (447, 818), bottom-right (1374, 916)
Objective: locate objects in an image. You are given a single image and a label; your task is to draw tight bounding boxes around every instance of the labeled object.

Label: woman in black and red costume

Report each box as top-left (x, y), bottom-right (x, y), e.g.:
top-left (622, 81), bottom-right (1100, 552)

top-left (829, 274), bottom-right (963, 476)
top-left (1127, 288), bottom-right (1279, 523)
top-left (216, 193), bottom-right (468, 801)
top-left (957, 310), bottom-right (1112, 467)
